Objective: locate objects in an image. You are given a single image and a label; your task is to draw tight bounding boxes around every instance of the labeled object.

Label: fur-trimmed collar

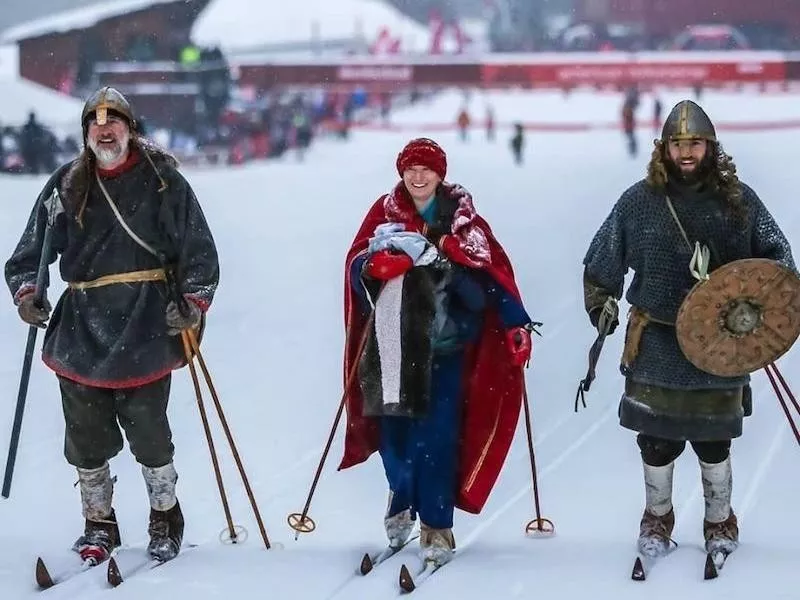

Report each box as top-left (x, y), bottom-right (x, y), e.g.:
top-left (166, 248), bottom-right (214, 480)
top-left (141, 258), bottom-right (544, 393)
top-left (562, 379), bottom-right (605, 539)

top-left (383, 180), bottom-right (491, 267)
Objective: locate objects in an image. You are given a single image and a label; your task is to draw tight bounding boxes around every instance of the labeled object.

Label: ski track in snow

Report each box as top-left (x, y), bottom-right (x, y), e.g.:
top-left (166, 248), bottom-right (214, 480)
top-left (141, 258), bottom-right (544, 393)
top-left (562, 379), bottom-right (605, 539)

top-left (738, 419), bottom-right (786, 520)
top-left (461, 400), bottom-right (618, 548)
top-left (324, 390), bottom-right (618, 599)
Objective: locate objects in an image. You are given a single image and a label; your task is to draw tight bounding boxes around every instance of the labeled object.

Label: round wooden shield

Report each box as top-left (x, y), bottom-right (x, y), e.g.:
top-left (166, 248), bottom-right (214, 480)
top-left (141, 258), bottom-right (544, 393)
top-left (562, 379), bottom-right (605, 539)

top-left (676, 259), bottom-right (800, 377)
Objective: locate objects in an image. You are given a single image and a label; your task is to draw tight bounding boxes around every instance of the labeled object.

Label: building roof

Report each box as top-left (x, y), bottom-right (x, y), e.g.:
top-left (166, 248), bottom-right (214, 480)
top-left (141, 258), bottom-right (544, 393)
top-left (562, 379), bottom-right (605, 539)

top-left (0, 0), bottom-right (87, 36)
top-left (0, 0), bottom-right (183, 44)
top-left (192, 0), bottom-right (429, 54)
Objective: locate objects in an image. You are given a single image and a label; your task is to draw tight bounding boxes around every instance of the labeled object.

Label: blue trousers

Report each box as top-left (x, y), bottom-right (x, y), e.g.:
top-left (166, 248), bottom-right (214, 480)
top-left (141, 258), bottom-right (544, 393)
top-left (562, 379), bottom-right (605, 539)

top-left (380, 351), bottom-right (464, 529)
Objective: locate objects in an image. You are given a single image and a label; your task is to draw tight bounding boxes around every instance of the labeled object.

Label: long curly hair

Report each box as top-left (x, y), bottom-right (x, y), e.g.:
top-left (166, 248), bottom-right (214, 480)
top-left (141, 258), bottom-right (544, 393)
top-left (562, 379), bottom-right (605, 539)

top-left (61, 134), bottom-right (177, 227)
top-left (646, 139), bottom-right (747, 224)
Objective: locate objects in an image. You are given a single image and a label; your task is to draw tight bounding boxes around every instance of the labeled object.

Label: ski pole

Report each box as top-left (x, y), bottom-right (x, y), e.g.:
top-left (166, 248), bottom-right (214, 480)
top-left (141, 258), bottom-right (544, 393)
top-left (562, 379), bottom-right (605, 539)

top-left (185, 329), bottom-right (271, 549)
top-left (521, 369), bottom-right (554, 536)
top-left (764, 362), bottom-right (800, 446)
top-left (288, 309), bottom-right (375, 539)
top-left (180, 330), bottom-right (239, 542)
top-left (2, 189), bottom-right (63, 499)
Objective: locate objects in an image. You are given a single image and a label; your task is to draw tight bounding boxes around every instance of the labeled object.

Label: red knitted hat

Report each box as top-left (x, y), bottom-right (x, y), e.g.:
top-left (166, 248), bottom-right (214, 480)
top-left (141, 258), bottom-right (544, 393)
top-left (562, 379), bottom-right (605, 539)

top-left (396, 137), bottom-right (447, 180)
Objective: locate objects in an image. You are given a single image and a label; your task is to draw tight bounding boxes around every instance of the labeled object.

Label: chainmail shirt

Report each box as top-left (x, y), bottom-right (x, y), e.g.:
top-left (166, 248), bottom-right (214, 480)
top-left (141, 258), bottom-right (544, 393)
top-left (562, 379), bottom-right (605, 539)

top-left (584, 179), bottom-right (796, 390)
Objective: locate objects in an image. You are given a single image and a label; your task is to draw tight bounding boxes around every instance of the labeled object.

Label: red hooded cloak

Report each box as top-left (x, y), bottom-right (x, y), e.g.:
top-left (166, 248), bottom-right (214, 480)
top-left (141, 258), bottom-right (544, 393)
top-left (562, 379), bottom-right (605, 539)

top-left (340, 181), bottom-right (526, 514)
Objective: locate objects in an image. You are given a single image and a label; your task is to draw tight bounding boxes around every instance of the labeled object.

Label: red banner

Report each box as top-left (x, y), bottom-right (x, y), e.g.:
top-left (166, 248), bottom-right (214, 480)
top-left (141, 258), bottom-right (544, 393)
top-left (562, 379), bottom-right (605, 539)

top-left (233, 55), bottom-right (792, 90)
top-left (482, 61), bottom-right (787, 86)
top-left (236, 63), bottom-right (481, 88)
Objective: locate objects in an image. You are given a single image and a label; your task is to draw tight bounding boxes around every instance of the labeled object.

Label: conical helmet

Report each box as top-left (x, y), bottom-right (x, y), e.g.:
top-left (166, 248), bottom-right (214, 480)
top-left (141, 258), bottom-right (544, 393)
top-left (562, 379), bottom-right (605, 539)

top-left (661, 100), bottom-right (716, 142)
top-left (81, 87), bottom-right (135, 131)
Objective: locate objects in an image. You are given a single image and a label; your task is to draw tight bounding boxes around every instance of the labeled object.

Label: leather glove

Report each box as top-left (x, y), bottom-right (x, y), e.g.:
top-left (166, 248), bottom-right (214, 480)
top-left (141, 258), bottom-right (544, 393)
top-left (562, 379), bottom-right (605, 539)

top-left (589, 298), bottom-right (619, 335)
top-left (18, 292), bottom-right (51, 329)
top-left (505, 326), bottom-right (532, 367)
top-left (363, 250), bottom-right (413, 281)
top-left (165, 298), bottom-right (202, 336)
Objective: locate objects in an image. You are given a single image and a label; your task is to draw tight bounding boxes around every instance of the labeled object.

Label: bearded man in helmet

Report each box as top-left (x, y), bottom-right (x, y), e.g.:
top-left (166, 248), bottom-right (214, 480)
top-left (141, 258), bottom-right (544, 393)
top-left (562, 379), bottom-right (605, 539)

top-left (5, 87), bottom-right (219, 564)
top-left (582, 100), bottom-right (795, 563)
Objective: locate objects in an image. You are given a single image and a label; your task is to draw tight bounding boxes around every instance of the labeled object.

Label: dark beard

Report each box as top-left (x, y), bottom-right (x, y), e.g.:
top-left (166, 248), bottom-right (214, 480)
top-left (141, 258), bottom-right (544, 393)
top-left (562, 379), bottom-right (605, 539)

top-left (665, 152), bottom-right (714, 186)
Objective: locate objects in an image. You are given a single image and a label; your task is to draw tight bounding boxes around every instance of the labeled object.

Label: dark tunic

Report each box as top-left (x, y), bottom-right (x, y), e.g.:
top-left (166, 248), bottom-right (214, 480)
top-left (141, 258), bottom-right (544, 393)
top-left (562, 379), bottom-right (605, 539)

top-left (5, 150), bottom-right (219, 388)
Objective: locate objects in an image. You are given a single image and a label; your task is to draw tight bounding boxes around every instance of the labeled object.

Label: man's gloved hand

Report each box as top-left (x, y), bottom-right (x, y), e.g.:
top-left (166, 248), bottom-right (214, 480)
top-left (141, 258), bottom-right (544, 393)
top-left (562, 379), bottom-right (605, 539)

top-left (589, 298), bottom-right (619, 335)
top-left (165, 298), bottom-right (202, 336)
top-left (17, 292), bottom-right (51, 329)
top-left (363, 250), bottom-right (414, 281)
top-left (505, 326), bottom-right (532, 367)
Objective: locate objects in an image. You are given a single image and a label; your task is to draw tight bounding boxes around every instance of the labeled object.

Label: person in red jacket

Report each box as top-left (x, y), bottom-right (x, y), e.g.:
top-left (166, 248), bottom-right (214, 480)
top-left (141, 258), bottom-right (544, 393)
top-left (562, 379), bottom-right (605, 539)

top-left (341, 138), bottom-right (535, 566)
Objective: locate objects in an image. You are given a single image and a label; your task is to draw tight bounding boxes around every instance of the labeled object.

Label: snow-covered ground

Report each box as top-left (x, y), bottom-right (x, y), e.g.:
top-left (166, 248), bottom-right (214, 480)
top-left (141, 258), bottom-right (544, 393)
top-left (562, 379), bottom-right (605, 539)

top-left (1, 89), bottom-right (799, 599)
top-left (389, 88), bottom-right (800, 130)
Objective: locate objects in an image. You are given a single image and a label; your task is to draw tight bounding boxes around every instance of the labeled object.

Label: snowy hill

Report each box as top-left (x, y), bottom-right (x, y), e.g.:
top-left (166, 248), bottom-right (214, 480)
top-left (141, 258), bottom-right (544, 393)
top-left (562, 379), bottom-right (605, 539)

top-left (192, 0), bottom-right (429, 54)
top-left (0, 76), bottom-right (83, 129)
top-left (0, 89), bottom-right (799, 599)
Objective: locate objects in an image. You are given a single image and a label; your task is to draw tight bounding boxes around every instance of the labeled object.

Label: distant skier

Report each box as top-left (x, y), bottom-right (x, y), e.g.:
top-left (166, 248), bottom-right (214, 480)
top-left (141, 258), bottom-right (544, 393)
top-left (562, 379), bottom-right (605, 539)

top-left (341, 138), bottom-right (535, 568)
top-left (19, 111), bottom-right (51, 174)
top-left (653, 96), bottom-right (663, 136)
top-left (485, 105), bottom-right (496, 141)
top-left (456, 108), bottom-right (470, 141)
top-left (622, 100), bottom-right (637, 157)
top-left (510, 122), bottom-right (525, 165)
top-left (5, 87), bottom-right (219, 566)
top-left (582, 100), bottom-right (796, 565)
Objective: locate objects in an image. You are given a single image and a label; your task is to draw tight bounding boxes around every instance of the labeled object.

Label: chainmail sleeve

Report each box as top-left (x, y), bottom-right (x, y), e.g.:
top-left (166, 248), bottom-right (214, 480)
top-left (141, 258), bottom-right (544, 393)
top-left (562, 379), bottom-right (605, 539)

top-left (582, 191), bottom-right (631, 313)
top-left (743, 184), bottom-right (797, 273)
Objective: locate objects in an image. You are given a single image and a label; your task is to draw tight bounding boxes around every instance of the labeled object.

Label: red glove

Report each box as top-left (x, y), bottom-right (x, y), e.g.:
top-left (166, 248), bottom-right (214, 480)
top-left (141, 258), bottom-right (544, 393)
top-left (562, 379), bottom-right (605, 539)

top-left (364, 250), bottom-right (414, 281)
top-left (438, 235), bottom-right (479, 268)
top-left (505, 326), bottom-right (532, 367)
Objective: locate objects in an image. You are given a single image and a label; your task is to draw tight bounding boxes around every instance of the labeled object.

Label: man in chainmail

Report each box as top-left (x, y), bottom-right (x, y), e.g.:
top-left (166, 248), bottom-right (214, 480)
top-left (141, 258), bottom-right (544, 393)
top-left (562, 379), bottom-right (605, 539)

top-left (582, 100), bottom-right (795, 560)
top-left (5, 87), bottom-right (219, 565)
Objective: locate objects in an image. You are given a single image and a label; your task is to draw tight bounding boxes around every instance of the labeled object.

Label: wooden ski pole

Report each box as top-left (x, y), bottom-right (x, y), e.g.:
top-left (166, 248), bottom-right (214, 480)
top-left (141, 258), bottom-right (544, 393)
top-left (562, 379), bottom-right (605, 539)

top-left (764, 363), bottom-right (800, 446)
top-left (288, 310), bottom-right (375, 539)
top-left (521, 370), bottom-right (555, 536)
top-left (180, 330), bottom-right (238, 542)
top-left (185, 329), bottom-right (271, 549)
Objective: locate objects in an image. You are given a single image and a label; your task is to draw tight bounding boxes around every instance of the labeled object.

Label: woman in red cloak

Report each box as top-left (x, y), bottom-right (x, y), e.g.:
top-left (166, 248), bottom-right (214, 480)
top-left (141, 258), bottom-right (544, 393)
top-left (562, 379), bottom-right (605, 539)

top-left (341, 138), bottom-right (534, 566)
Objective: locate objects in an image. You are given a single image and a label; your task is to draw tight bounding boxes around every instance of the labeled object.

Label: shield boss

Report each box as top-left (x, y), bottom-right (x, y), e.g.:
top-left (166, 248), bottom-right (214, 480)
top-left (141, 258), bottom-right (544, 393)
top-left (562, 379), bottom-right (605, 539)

top-left (676, 259), bottom-right (800, 377)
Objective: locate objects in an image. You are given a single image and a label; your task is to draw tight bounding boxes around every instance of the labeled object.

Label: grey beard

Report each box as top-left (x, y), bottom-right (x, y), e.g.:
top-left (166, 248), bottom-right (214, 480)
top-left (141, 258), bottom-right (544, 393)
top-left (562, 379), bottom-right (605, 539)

top-left (89, 135), bottom-right (129, 167)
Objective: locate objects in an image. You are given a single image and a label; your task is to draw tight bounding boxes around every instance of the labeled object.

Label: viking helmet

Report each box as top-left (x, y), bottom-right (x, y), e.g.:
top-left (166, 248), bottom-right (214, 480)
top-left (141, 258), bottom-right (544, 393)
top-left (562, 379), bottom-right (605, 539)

top-left (81, 87), bottom-right (135, 134)
top-left (661, 100), bottom-right (716, 143)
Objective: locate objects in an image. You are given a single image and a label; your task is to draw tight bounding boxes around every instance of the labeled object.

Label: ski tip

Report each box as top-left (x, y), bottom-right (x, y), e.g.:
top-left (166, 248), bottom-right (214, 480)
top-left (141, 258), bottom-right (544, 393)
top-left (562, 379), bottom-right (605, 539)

top-left (359, 552), bottom-right (373, 575)
top-left (107, 556), bottom-right (124, 587)
top-left (399, 563), bottom-right (416, 593)
top-left (631, 556), bottom-right (646, 581)
top-left (35, 557), bottom-right (55, 589)
top-left (703, 553), bottom-right (718, 580)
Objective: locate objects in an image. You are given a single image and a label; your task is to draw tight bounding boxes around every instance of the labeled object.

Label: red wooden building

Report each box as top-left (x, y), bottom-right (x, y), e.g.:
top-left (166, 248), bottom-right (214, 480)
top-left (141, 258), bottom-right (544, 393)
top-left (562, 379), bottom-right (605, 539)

top-left (0, 0), bottom-right (209, 92)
